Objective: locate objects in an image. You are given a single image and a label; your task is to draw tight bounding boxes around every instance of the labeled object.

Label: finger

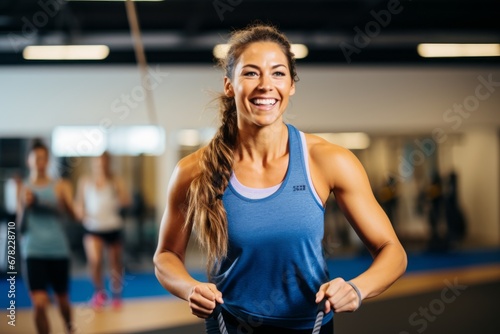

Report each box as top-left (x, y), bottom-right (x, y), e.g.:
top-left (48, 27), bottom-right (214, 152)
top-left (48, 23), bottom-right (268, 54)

top-left (189, 286), bottom-right (217, 311)
top-left (215, 291), bottom-right (224, 304)
top-left (197, 284), bottom-right (218, 301)
top-left (324, 299), bottom-right (332, 314)
top-left (333, 294), bottom-right (358, 313)
top-left (208, 284), bottom-right (224, 304)
top-left (329, 284), bottom-right (359, 313)
top-left (189, 296), bottom-right (215, 318)
top-left (315, 282), bottom-right (329, 303)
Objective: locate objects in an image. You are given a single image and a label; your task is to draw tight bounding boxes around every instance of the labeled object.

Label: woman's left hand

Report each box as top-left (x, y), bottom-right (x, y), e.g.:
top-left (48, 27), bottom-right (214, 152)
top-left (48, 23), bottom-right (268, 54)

top-left (316, 277), bottom-right (361, 313)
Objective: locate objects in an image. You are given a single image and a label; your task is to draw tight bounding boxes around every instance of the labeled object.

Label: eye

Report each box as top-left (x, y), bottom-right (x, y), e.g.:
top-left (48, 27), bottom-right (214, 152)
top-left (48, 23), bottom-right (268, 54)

top-left (274, 71), bottom-right (286, 77)
top-left (243, 71), bottom-right (258, 77)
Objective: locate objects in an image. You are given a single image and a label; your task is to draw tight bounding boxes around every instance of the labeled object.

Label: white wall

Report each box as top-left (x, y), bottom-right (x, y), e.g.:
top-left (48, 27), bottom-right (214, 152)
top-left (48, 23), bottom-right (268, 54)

top-left (1, 65), bottom-right (499, 135)
top-left (1, 65), bottom-right (499, 245)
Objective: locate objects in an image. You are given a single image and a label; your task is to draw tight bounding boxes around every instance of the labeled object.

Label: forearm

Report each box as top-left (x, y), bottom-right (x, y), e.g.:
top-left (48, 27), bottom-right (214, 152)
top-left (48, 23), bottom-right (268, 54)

top-left (350, 242), bottom-right (407, 300)
top-left (153, 251), bottom-right (202, 301)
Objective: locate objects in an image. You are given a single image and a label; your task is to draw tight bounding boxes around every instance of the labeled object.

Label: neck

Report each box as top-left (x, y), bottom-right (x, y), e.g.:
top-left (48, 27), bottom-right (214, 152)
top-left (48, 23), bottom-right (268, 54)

top-left (93, 172), bottom-right (109, 182)
top-left (235, 122), bottom-right (288, 164)
top-left (30, 171), bottom-right (49, 184)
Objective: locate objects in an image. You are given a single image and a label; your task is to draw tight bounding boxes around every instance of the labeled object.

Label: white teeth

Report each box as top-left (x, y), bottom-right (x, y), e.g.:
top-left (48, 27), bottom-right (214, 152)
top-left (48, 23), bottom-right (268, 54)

top-left (252, 98), bottom-right (277, 106)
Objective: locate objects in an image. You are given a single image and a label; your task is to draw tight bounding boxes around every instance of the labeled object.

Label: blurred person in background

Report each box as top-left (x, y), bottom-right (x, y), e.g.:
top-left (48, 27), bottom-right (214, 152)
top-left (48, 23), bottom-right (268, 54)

top-left (17, 139), bottom-right (75, 334)
top-left (425, 171), bottom-right (445, 251)
top-left (444, 171), bottom-right (467, 248)
top-left (75, 152), bottom-right (130, 310)
top-left (154, 24), bottom-right (407, 334)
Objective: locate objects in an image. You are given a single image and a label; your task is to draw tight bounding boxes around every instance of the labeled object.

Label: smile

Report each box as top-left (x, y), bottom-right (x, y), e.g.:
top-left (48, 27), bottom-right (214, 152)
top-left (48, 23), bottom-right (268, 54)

top-left (250, 98), bottom-right (278, 106)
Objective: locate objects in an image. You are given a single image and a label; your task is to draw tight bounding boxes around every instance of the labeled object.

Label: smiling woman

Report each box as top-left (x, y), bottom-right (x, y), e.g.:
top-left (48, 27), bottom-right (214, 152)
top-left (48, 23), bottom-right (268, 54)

top-left (153, 23), bottom-right (407, 334)
top-left (224, 41), bottom-right (296, 128)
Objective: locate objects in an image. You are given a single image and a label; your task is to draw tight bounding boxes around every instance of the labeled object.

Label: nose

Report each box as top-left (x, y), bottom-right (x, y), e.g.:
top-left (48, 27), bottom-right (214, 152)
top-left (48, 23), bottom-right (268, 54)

top-left (257, 74), bottom-right (273, 91)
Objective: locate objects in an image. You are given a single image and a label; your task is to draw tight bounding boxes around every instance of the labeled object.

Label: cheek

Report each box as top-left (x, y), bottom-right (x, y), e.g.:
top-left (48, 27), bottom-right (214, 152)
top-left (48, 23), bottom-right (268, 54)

top-left (278, 84), bottom-right (294, 97)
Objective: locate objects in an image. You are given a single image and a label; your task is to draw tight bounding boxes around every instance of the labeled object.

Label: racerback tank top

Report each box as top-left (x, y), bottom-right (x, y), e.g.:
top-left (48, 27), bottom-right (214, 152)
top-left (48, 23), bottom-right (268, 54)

top-left (212, 123), bottom-right (333, 329)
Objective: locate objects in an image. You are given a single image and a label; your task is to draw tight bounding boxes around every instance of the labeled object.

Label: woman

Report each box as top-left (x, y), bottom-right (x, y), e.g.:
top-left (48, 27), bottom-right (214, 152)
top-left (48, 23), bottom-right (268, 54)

top-left (154, 24), bottom-right (407, 333)
top-left (18, 140), bottom-right (75, 334)
top-left (75, 152), bottom-right (130, 310)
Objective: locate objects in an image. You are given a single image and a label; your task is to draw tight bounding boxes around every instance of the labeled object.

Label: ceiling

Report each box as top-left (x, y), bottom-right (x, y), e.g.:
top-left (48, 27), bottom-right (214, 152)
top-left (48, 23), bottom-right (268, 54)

top-left (0, 0), bottom-right (499, 65)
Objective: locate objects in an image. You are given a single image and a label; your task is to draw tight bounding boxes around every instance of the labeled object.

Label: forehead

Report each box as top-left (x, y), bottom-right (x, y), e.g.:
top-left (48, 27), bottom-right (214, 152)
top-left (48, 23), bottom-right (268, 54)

top-left (94, 155), bottom-right (109, 163)
top-left (31, 147), bottom-right (48, 156)
top-left (236, 42), bottom-right (288, 66)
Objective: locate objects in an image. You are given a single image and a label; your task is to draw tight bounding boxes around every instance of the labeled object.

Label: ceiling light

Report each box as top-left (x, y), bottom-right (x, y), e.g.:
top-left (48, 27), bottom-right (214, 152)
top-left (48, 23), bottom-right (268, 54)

top-left (417, 43), bottom-right (500, 58)
top-left (213, 43), bottom-right (309, 59)
top-left (23, 45), bottom-right (110, 60)
top-left (213, 44), bottom-right (231, 60)
top-left (291, 44), bottom-right (308, 59)
top-left (52, 126), bottom-right (107, 157)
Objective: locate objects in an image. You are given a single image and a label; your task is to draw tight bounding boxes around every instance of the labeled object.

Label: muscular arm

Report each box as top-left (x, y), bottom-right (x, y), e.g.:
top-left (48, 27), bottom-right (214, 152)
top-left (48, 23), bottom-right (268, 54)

top-left (332, 149), bottom-right (407, 298)
top-left (153, 150), bottom-right (223, 318)
top-left (309, 135), bottom-right (407, 312)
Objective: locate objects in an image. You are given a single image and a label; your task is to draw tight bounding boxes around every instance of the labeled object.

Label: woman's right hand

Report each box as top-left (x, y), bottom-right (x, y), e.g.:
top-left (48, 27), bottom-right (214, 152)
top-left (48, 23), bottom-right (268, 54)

top-left (24, 189), bottom-right (36, 207)
top-left (187, 283), bottom-right (224, 319)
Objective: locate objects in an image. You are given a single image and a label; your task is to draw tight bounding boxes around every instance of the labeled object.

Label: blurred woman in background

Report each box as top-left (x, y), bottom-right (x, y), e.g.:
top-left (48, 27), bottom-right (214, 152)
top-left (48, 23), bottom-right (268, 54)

top-left (75, 152), bottom-right (130, 310)
top-left (17, 139), bottom-right (75, 334)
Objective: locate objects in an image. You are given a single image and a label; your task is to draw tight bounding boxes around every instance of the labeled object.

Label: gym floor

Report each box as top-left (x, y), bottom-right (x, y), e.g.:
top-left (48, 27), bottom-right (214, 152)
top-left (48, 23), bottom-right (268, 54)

top-left (1, 250), bottom-right (499, 334)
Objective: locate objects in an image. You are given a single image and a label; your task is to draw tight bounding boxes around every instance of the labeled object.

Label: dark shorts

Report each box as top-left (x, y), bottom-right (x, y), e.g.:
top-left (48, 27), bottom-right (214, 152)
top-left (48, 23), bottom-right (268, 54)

top-left (24, 258), bottom-right (70, 294)
top-left (84, 228), bottom-right (123, 245)
top-left (206, 307), bottom-right (334, 334)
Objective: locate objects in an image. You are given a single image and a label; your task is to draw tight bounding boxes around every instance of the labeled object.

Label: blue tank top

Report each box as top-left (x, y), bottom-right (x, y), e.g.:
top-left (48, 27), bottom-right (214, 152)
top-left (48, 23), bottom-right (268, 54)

top-left (21, 181), bottom-right (70, 259)
top-left (212, 124), bottom-right (333, 329)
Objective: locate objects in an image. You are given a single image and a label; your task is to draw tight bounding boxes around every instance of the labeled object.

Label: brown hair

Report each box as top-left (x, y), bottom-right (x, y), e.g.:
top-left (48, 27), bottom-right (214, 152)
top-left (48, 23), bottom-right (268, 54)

top-left (186, 23), bottom-right (299, 274)
top-left (29, 138), bottom-right (49, 156)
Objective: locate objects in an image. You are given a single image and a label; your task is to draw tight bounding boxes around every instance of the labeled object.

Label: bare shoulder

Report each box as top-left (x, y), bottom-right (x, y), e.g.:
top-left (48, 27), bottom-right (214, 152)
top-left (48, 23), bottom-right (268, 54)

top-left (304, 133), bottom-right (359, 166)
top-left (303, 133), bottom-right (365, 189)
top-left (170, 147), bottom-right (205, 190)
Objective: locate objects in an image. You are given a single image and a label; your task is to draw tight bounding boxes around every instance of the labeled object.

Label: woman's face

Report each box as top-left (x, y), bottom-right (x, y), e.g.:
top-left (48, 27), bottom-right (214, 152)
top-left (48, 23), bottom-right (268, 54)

top-left (27, 148), bottom-right (48, 173)
top-left (92, 154), bottom-right (109, 175)
top-left (224, 42), bottom-right (295, 128)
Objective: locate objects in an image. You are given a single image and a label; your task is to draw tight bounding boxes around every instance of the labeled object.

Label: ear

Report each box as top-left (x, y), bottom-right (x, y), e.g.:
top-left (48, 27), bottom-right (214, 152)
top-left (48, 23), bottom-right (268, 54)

top-left (289, 81), bottom-right (296, 97)
top-left (224, 76), bottom-right (234, 97)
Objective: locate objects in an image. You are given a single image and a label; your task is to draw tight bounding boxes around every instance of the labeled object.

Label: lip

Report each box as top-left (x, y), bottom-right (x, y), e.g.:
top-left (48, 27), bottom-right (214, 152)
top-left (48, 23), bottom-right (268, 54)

top-left (249, 97), bottom-right (279, 111)
top-left (249, 96), bottom-right (280, 111)
top-left (250, 96), bottom-right (280, 101)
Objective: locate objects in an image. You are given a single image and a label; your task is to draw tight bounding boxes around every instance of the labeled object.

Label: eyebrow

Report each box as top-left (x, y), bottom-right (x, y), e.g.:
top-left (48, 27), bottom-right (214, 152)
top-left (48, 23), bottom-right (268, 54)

top-left (241, 64), bottom-right (288, 70)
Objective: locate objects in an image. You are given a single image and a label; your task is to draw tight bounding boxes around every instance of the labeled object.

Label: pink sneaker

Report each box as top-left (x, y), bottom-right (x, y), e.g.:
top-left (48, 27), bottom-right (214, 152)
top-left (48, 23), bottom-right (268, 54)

top-left (111, 298), bottom-right (122, 311)
top-left (90, 291), bottom-right (107, 310)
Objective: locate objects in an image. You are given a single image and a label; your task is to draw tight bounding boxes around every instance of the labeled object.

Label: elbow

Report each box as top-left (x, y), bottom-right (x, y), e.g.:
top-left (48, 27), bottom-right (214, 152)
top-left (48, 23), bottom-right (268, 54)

top-left (398, 244), bottom-right (408, 278)
top-left (152, 251), bottom-right (164, 282)
top-left (152, 250), bottom-right (162, 270)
